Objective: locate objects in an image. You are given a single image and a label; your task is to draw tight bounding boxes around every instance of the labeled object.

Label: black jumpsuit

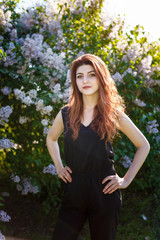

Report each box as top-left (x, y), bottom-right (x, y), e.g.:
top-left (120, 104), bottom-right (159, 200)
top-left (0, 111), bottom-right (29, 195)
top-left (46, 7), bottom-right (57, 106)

top-left (53, 106), bottom-right (122, 240)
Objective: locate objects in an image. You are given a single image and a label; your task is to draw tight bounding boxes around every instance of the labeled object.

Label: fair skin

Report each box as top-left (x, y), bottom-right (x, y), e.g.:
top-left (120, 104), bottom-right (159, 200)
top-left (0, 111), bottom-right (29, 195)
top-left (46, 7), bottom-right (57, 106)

top-left (46, 64), bottom-right (150, 194)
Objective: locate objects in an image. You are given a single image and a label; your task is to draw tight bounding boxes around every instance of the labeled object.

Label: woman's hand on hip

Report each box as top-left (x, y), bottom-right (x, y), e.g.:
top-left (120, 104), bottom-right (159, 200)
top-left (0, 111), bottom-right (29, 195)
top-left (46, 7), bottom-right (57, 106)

top-left (102, 174), bottom-right (129, 194)
top-left (57, 166), bottom-right (72, 183)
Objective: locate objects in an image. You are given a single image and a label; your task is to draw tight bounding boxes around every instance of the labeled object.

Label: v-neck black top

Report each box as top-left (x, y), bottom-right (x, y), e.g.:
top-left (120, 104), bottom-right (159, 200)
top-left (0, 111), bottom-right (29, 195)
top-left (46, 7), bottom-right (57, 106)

top-left (61, 106), bottom-right (116, 177)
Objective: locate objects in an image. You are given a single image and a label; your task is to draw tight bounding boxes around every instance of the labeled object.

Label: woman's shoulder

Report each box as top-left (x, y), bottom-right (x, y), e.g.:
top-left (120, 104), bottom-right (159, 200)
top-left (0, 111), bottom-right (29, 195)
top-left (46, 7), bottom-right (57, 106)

top-left (60, 105), bottom-right (71, 119)
top-left (61, 104), bottom-right (70, 112)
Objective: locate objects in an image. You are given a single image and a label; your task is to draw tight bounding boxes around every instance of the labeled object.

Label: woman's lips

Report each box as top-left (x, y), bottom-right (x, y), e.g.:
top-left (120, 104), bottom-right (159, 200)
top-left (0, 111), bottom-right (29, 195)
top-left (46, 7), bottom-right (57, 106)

top-left (83, 86), bottom-right (91, 89)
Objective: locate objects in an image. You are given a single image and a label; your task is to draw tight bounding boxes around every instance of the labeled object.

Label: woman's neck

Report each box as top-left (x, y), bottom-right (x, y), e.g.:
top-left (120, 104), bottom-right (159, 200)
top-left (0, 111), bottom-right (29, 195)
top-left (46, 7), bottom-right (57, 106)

top-left (82, 93), bottom-right (98, 110)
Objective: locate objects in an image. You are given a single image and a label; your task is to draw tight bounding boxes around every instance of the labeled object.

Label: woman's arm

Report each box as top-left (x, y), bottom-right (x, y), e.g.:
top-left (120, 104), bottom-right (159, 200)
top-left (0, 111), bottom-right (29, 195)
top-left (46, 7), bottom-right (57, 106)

top-left (102, 112), bottom-right (150, 194)
top-left (46, 110), bottom-right (72, 183)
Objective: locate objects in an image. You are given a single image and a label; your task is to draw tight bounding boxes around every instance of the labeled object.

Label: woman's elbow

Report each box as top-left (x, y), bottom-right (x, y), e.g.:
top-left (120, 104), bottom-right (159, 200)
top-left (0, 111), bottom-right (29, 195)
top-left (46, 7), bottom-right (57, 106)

top-left (143, 139), bottom-right (150, 154)
top-left (46, 133), bottom-right (52, 145)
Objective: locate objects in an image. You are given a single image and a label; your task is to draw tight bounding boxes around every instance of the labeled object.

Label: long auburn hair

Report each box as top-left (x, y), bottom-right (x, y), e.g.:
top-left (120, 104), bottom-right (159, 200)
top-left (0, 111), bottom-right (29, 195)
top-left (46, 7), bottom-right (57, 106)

top-left (62, 54), bottom-right (125, 145)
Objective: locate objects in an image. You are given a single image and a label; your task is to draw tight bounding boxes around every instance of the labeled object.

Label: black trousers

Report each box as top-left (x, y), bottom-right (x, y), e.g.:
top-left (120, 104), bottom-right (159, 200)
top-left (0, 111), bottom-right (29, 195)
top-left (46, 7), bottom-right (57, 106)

top-left (52, 173), bottom-right (122, 240)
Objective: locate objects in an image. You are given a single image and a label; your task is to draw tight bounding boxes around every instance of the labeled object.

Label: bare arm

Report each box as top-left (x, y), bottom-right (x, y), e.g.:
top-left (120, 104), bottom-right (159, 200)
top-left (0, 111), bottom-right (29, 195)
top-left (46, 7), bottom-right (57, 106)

top-left (46, 110), bottom-right (72, 183)
top-left (102, 112), bottom-right (150, 194)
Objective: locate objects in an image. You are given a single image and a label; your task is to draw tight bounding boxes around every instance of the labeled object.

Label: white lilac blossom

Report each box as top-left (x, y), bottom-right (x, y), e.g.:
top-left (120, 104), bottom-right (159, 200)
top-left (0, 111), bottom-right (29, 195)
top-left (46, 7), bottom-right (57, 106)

top-left (21, 34), bottom-right (44, 61)
top-left (14, 88), bottom-right (26, 100)
top-left (121, 155), bottom-right (132, 168)
top-left (10, 173), bottom-right (20, 183)
top-left (3, 42), bottom-right (17, 67)
top-left (19, 9), bottom-right (38, 30)
top-left (41, 105), bottom-right (53, 115)
top-left (43, 127), bottom-right (49, 135)
top-left (19, 116), bottom-right (30, 124)
top-left (0, 105), bottom-right (13, 125)
top-left (123, 42), bottom-right (142, 63)
top-left (140, 55), bottom-right (152, 76)
top-left (36, 99), bottom-right (44, 111)
top-left (122, 67), bottom-right (133, 78)
top-left (14, 89), bottom-right (34, 106)
top-left (0, 8), bottom-right (12, 32)
top-left (22, 96), bottom-right (34, 106)
top-left (112, 72), bottom-right (124, 85)
top-left (41, 119), bottom-right (49, 126)
top-left (0, 230), bottom-right (5, 240)
top-left (133, 98), bottom-right (146, 107)
top-left (116, 37), bottom-right (128, 52)
top-left (1, 86), bottom-right (12, 95)
top-left (35, 100), bottom-right (52, 115)
top-left (108, 24), bottom-right (120, 39)
top-left (52, 83), bottom-right (61, 94)
top-left (15, 177), bottom-right (39, 195)
top-left (0, 210), bottom-right (11, 222)
top-left (40, 48), bottom-right (66, 74)
top-left (0, 138), bottom-right (14, 149)
top-left (21, 33), bottom-right (66, 73)
top-left (64, 69), bottom-right (71, 88)
top-left (63, 87), bottom-right (72, 102)
top-left (43, 164), bottom-right (57, 175)
top-left (10, 28), bottom-right (18, 41)
top-left (146, 120), bottom-right (159, 134)
top-left (28, 89), bottom-right (37, 99)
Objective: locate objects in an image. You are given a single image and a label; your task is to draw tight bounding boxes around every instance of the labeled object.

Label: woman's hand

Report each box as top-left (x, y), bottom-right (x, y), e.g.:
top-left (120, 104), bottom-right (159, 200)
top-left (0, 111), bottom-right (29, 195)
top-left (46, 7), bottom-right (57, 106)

top-left (57, 166), bottom-right (72, 183)
top-left (102, 174), bottom-right (129, 194)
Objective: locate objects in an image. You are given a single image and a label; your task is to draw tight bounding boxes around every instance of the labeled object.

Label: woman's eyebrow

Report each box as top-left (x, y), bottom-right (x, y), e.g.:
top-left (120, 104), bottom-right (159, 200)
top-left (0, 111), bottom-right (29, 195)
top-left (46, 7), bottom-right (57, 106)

top-left (76, 70), bottom-right (95, 75)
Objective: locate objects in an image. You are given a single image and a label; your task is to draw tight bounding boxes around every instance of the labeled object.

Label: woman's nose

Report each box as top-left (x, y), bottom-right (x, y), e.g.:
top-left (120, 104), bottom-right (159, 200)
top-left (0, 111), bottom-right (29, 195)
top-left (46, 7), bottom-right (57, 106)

top-left (83, 76), bottom-right (89, 83)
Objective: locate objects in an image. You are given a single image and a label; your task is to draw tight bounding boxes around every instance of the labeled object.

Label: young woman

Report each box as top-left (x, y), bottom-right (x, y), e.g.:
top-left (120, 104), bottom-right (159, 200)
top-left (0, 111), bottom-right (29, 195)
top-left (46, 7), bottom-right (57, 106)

top-left (46, 54), bottom-right (150, 240)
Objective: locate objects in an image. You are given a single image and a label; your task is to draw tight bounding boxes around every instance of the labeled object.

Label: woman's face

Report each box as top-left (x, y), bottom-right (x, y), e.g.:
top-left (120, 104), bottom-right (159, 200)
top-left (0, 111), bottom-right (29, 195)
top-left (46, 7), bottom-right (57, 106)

top-left (76, 64), bottom-right (99, 96)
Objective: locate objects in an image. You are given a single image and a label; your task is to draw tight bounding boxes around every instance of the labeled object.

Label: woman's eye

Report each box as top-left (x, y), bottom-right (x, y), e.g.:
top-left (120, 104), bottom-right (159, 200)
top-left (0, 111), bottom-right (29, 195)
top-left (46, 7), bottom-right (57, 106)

top-left (77, 75), bottom-right (82, 79)
top-left (90, 74), bottom-right (95, 77)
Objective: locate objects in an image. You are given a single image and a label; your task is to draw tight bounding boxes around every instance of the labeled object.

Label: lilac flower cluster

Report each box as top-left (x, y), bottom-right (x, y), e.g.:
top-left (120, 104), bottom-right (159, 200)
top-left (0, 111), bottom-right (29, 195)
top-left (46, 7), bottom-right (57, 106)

top-left (41, 119), bottom-right (49, 126)
top-left (121, 155), bottom-right (132, 168)
top-left (43, 127), bottom-right (49, 136)
top-left (3, 42), bottom-right (18, 67)
top-left (43, 164), bottom-right (57, 175)
top-left (122, 67), bottom-right (137, 78)
top-left (133, 98), bottom-right (146, 107)
top-left (0, 210), bottom-right (11, 222)
top-left (19, 9), bottom-right (39, 30)
top-left (146, 120), bottom-right (159, 134)
top-left (140, 55), bottom-right (152, 77)
top-left (0, 138), bottom-right (14, 149)
top-left (10, 173), bottom-right (20, 183)
top-left (19, 116), bottom-right (30, 124)
top-left (10, 174), bottom-right (39, 195)
top-left (0, 7), bottom-right (12, 32)
top-left (0, 105), bottom-right (13, 125)
top-left (14, 88), bottom-right (34, 106)
top-left (112, 72), bottom-right (124, 85)
top-left (14, 88), bottom-right (53, 119)
top-left (1, 86), bottom-right (12, 95)
top-left (35, 99), bottom-right (53, 116)
top-left (51, 83), bottom-right (63, 102)
top-left (20, 177), bottom-right (39, 195)
top-left (122, 42), bottom-right (142, 63)
top-left (0, 230), bottom-right (5, 240)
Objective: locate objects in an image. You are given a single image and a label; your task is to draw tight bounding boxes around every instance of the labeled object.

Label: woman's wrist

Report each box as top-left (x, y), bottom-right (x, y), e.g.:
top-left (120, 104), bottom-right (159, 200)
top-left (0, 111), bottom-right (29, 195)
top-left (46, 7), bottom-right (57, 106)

top-left (55, 163), bottom-right (64, 175)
